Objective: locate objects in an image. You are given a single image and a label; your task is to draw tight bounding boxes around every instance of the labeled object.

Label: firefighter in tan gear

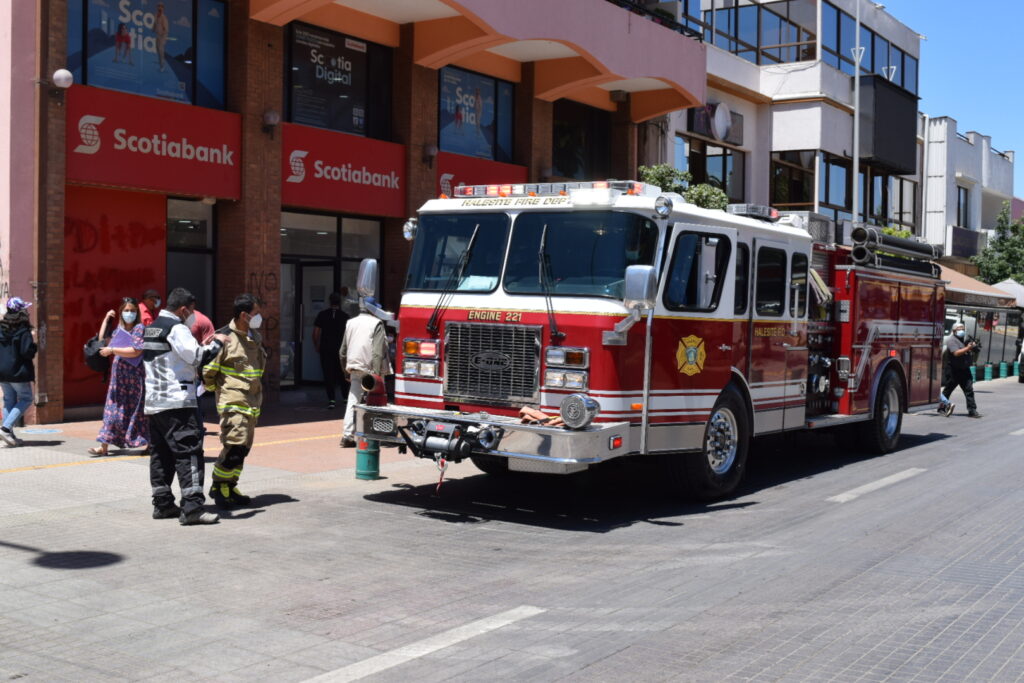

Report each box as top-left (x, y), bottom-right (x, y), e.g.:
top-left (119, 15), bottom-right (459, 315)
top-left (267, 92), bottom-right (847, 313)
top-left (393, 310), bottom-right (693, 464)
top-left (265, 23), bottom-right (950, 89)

top-left (202, 293), bottom-right (267, 508)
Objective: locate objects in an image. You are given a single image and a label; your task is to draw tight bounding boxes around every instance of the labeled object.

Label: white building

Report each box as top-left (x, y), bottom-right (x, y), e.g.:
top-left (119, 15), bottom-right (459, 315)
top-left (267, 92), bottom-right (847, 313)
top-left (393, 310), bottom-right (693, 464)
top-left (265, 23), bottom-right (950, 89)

top-left (922, 116), bottom-right (1015, 264)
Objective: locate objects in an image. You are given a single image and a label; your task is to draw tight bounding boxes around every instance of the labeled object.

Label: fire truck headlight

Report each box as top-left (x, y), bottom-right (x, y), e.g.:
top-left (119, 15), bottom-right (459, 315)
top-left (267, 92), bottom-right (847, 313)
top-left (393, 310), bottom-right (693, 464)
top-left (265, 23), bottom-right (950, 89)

top-left (560, 394), bottom-right (600, 430)
top-left (403, 360), bottom-right (420, 377)
top-left (417, 361), bottom-right (438, 379)
top-left (544, 370), bottom-right (566, 388)
top-left (562, 372), bottom-right (588, 390)
top-left (545, 346), bottom-right (589, 368)
top-left (655, 195), bottom-right (673, 218)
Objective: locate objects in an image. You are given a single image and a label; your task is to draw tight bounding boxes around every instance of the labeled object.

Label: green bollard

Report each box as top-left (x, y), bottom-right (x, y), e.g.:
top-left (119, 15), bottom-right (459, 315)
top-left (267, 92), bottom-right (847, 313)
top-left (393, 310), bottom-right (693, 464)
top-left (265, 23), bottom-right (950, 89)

top-left (970, 365), bottom-right (977, 381)
top-left (1016, 361), bottom-right (1021, 376)
top-left (983, 364), bottom-right (993, 381)
top-left (355, 437), bottom-right (381, 480)
top-left (1000, 361), bottom-right (1008, 378)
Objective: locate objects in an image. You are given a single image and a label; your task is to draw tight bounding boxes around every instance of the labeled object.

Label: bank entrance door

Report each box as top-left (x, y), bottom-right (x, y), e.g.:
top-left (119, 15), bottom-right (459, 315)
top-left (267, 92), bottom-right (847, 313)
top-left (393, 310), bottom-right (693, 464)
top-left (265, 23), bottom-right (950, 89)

top-left (280, 261), bottom-right (337, 386)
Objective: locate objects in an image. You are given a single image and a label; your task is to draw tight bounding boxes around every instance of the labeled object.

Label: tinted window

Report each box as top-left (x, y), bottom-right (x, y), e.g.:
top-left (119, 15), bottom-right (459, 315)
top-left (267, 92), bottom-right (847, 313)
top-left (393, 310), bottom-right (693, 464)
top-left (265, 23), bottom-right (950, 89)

top-left (664, 233), bottom-right (732, 311)
top-left (405, 213), bottom-right (510, 292)
top-left (735, 243), bottom-right (750, 315)
top-left (790, 253), bottom-right (808, 318)
top-left (196, 0), bottom-right (226, 108)
top-left (756, 247), bottom-right (787, 316)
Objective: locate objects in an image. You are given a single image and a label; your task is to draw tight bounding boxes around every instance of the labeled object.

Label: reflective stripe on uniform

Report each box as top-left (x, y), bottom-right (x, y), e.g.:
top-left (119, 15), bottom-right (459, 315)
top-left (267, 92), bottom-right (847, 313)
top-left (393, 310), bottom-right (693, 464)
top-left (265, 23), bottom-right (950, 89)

top-left (217, 404), bottom-right (262, 417)
top-left (205, 362), bottom-right (264, 378)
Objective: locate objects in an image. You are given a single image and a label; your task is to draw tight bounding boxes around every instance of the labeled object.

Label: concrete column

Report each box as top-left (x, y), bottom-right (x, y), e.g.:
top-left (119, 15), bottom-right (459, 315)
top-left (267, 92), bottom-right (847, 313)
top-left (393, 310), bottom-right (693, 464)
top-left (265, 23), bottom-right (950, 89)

top-left (514, 63), bottom-right (553, 180)
top-left (610, 99), bottom-right (638, 180)
top-left (218, 2), bottom-right (283, 397)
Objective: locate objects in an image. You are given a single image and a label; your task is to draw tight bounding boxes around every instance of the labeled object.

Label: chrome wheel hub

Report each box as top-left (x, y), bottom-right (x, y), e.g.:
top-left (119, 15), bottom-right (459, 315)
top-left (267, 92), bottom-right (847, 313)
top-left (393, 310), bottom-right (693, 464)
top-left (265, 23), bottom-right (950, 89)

top-left (705, 408), bottom-right (738, 475)
top-left (881, 384), bottom-right (900, 438)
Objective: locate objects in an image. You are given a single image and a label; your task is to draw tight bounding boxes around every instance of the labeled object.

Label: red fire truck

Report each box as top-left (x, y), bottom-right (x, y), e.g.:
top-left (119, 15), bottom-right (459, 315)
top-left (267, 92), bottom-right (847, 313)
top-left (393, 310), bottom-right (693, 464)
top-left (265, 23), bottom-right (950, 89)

top-left (353, 180), bottom-right (945, 499)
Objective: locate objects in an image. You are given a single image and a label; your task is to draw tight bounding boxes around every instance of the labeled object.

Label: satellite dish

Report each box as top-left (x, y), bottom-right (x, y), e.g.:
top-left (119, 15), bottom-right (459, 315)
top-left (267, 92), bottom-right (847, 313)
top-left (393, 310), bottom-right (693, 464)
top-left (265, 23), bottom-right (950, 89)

top-left (710, 102), bottom-right (732, 140)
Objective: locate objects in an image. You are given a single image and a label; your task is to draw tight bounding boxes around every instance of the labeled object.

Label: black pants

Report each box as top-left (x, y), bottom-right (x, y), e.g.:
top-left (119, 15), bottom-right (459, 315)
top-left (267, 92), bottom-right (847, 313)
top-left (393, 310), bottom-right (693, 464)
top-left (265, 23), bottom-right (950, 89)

top-left (149, 408), bottom-right (206, 516)
top-left (320, 349), bottom-right (348, 401)
top-left (943, 367), bottom-right (977, 413)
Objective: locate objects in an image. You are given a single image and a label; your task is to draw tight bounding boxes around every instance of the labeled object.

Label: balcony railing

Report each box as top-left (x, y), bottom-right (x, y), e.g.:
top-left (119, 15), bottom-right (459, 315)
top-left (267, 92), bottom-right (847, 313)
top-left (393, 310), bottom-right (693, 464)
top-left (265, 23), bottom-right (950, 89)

top-left (604, 0), bottom-right (703, 41)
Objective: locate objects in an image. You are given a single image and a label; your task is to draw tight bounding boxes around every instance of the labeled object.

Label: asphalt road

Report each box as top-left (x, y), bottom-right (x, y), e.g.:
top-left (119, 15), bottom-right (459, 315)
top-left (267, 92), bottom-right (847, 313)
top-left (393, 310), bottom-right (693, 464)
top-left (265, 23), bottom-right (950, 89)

top-left (1, 377), bottom-right (1023, 681)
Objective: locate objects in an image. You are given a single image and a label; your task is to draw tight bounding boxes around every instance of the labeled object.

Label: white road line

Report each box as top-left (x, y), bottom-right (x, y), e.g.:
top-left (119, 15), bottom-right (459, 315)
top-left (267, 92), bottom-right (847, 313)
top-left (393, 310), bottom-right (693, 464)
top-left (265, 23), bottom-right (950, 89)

top-left (1010, 428), bottom-right (1024, 436)
top-left (826, 468), bottom-right (927, 504)
top-left (305, 605), bottom-right (546, 682)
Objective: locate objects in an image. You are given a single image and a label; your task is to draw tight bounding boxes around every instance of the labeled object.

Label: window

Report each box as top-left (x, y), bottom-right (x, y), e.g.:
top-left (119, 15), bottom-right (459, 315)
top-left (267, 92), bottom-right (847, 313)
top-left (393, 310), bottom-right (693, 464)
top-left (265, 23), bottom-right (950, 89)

top-left (891, 178), bottom-right (917, 231)
top-left (438, 66), bottom-right (514, 163)
top-left (285, 23), bottom-right (392, 139)
top-left (700, 1), bottom-right (815, 66)
top-left (822, 2), bottom-right (917, 95)
top-left (790, 253), bottom-right (808, 318)
top-left (552, 100), bottom-right (611, 180)
top-left (67, 0), bottom-right (227, 108)
top-left (405, 213), bottom-right (510, 292)
top-left (677, 133), bottom-right (746, 203)
top-left (664, 233), bottom-right (732, 312)
top-left (735, 243), bottom-right (750, 315)
top-left (756, 247), bottom-right (787, 317)
top-left (957, 186), bottom-right (970, 228)
top-left (167, 199), bottom-right (215, 310)
top-left (771, 151), bottom-right (815, 210)
top-left (817, 151), bottom-right (851, 220)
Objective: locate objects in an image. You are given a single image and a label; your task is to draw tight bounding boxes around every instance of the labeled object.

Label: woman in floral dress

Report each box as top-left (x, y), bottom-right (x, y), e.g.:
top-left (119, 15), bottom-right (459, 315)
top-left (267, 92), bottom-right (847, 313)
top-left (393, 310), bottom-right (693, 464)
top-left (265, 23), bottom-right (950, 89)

top-left (90, 297), bottom-right (147, 455)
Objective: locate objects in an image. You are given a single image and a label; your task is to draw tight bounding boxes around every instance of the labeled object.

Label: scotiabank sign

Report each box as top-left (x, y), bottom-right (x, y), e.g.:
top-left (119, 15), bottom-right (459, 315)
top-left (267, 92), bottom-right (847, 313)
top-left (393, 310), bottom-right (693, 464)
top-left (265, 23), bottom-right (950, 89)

top-left (281, 123), bottom-right (405, 217)
top-left (66, 86), bottom-right (241, 199)
top-left (437, 152), bottom-right (527, 196)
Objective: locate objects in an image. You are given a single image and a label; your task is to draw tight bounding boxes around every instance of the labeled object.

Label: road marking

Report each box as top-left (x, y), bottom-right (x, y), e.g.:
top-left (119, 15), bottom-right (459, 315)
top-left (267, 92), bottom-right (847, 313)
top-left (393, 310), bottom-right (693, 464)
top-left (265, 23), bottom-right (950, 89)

top-left (826, 468), bottom-right (927, 503)
top-left (305, 605), bottom-right (546, 682)
top-left (0, 455), bottom-right (145, 474)
top-left (1010, 428), bottom-right (1024, 436)
top-left (251, 433), bottom-right (341, 448)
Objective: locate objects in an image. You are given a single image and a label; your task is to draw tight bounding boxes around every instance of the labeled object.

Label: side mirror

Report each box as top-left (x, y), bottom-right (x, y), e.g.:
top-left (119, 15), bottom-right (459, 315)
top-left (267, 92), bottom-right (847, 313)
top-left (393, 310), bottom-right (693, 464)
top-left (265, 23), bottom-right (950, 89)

top-left (357, 259), bottom-right (378, 298)
top-left (623, 265), bottom-right (657, 311)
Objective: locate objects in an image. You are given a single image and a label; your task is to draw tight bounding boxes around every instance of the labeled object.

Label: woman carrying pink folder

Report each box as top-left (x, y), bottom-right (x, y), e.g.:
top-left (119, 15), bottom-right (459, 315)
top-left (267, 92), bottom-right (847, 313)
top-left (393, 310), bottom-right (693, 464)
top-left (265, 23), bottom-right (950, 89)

top-left (90, 297), bottom-right (148, 456)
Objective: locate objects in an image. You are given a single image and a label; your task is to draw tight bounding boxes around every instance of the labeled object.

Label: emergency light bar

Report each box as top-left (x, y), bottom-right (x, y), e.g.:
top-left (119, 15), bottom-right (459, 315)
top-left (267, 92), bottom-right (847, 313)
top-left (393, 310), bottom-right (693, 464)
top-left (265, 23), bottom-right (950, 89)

top-left (727, 204), bottom-right (779, 222)
top-left (452, 180), bottom-right (658, 199)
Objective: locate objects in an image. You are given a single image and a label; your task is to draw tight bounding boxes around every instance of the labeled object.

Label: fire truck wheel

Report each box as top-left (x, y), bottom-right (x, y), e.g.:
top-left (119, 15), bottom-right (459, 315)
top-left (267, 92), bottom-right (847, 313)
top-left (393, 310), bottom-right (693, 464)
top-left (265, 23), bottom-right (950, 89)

top-left (858, 369), bottom-right (904, 454)
top-left (670, 387), bottom-right (750, 500)
top-left (470, 453), bottom-right (510, 476)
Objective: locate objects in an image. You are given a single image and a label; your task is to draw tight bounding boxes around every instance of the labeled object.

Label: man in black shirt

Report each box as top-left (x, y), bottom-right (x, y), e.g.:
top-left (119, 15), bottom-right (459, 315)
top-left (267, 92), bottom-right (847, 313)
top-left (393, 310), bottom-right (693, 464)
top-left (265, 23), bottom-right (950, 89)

top-left (313, 292), bottom-right (348, 409)
top-left (943, 322), bottom-right (981, 418)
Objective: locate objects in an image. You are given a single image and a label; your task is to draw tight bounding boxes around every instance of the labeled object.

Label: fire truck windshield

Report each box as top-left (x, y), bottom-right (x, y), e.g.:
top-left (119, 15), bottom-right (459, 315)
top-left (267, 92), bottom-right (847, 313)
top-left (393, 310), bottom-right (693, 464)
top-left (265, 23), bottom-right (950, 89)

top-left (405, 213), bottom-right (511, 292)
top-left (505, 211), bottom-right (659, 298)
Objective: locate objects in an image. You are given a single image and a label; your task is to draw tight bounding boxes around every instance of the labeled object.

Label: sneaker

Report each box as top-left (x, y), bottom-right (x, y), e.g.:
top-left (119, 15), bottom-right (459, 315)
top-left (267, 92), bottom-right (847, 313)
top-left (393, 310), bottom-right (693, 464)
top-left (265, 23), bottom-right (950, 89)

top-left (943, 402), bottom-right (955, 417)
top-left (152, 504), bottom-right (181, 519)
top-left (209, 483), bottom-right (237, 510)
top-left (179, 510), bottom-right (219, 525)
top-left (967, 411), bottom-right (983, 419)
top-left (230, 487), bottom-right (252, 506)
top-left (328, 400), bottom-right (336, 410)
top-left (340, 436), bottom-right (356, 448)
top-left (936, 403), bottom-right (946, 414)
top-left (0, 427), bottom-right (17, 447)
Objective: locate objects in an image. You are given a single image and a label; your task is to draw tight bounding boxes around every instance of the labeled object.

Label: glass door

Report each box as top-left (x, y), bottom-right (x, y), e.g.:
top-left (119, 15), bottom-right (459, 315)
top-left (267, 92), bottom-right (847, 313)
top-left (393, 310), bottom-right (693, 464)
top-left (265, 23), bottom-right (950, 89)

top-left (300, 263), bottom-right (337, 383)
top-left (279, 262), bottom-right (297, 386)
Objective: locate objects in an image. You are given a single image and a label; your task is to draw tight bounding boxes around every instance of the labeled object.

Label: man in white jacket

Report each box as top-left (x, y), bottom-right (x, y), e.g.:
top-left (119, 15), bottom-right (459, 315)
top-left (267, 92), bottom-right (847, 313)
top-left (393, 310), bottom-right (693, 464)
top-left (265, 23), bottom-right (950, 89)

top-left (338, 297), bottom-right (392, 447)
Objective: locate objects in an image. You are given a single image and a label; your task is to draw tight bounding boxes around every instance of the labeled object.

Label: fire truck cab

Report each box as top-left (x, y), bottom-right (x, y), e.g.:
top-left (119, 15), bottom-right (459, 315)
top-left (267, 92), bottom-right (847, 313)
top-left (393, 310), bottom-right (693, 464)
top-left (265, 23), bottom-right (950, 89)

top-left (353, 180), bottom-right (945, 499)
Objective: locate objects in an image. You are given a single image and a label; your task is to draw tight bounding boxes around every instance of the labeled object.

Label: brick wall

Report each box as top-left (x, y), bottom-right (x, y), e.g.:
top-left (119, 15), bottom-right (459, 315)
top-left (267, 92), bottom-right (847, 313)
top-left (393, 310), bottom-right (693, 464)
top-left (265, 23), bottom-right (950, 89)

top-left (515, 63), bottom-right (553, 180)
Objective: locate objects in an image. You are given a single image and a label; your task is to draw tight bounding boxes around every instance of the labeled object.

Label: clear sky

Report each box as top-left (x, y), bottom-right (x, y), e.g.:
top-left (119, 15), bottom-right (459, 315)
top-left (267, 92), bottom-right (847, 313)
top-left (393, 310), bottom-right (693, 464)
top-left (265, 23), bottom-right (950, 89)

top-left (885, 0), bottom-right (1024, 197)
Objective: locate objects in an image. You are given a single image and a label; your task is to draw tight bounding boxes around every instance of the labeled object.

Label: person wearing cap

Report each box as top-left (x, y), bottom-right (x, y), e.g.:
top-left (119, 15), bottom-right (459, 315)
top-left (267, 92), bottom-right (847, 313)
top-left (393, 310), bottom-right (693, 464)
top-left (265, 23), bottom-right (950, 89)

top-left (0, 298), bottom-right (38, 447)
top-left (338, 297), bottom-right (392, 448)
top-left (942, 321), bottom-right (982, 418)
top-left (139, 289), bottom-right (162, 326)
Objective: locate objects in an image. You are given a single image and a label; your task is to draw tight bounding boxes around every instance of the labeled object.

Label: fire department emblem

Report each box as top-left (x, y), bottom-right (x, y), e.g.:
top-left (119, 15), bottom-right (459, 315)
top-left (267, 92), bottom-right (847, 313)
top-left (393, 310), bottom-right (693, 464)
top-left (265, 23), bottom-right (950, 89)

top-left (675, 335), bottom-right (706, 376)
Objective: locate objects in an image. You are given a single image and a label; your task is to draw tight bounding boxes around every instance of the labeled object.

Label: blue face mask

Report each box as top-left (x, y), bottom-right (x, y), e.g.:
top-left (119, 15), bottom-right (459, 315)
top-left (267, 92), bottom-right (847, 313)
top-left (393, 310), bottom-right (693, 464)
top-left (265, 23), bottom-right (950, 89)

top-left (122, 310), bottom-right (138, 325)
top-left (955, 329), bottom-right (965, 338)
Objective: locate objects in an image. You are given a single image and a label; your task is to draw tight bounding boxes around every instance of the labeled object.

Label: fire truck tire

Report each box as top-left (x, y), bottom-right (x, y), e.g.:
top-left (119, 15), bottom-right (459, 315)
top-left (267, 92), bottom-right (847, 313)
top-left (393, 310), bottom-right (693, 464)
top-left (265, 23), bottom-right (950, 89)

top-left (470, 453), bottom-right (510, 476)
top-left (858, 369), bottom-right (904, 454)
top-left (669, 387), bottom-right (750, 500)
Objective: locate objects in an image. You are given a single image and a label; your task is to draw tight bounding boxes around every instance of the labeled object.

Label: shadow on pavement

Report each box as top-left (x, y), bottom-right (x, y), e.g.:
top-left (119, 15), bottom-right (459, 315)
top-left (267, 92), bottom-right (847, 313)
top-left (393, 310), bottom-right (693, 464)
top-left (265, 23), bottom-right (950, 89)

top-left (0, 540), bottom-right (123, 570)
top-left (218, 493), bottom-right (300, 521)
top-left (16, 440), bottom-right (64, 448)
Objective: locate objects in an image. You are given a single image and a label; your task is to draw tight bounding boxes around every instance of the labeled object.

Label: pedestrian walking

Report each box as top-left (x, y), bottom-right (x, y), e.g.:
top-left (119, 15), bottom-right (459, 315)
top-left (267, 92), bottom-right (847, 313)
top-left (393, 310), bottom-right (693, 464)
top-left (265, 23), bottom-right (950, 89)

top-left (940, 321), bottom-right (982, 418)
top-left (0, 298), bottom-right (37, 447)
top-left (339, 297), bottom-right (392, 448)
top-left (90, 297), bottom-right (147, 456)
top-left (143, 287), bottom-right (228, 525)
top-left (139, 289), bottom-right (162, 326)
top-left (201, 294), bottom-right (267, 509)
top-left (313, 292), bottom-right (348, 409)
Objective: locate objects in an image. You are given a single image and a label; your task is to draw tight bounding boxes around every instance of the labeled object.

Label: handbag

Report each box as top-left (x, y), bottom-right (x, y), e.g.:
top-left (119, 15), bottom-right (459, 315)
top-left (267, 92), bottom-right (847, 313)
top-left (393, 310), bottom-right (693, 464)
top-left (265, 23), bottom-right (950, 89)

top-left (83, 335), bottom-right (110, 374)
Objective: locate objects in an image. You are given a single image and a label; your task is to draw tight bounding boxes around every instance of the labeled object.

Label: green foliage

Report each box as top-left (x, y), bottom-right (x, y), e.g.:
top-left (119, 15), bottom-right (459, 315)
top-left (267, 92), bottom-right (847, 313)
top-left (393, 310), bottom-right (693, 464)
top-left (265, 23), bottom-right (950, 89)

top-left (637, 163), bottom-right (690, 194)
top-left (637, 163), bottom-right (729, 210)
top-left (972, 203), bottom-right (1024, 284)
top-left (881, 226), bottom-right (913, 239)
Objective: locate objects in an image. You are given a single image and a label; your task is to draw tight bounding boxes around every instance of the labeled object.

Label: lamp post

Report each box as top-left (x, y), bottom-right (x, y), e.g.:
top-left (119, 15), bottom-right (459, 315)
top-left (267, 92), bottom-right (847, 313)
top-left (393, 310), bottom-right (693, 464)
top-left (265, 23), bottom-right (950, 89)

top-left (851, 0), bottom-right (865, 227)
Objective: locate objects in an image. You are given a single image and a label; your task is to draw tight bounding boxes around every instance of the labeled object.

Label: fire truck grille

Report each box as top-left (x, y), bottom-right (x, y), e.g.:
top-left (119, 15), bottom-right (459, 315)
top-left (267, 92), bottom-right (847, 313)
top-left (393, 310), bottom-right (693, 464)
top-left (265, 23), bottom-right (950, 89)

top-left (443, 322), bottom-right (541, 405)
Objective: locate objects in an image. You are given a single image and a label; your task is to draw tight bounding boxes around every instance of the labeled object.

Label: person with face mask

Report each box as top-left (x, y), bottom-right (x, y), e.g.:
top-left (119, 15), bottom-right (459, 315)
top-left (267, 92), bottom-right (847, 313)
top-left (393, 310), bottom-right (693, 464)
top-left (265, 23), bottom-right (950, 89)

top-left (941, 321), bottom-right (982, 418)
top-left (139, 289), bottom-right (162, 326)
top-left (201, 293), bottom-right (267, 509)
top-left (90, 297), bottom-right (148, 456)
top-left (143, 287), bottom-right (229, 525)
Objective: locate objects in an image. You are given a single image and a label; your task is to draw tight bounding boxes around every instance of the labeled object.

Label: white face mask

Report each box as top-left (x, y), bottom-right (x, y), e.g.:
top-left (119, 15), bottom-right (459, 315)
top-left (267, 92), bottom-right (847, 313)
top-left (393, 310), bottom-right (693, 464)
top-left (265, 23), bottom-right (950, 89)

top-left (248, 313), bottom-right (263, 329)
top-left (183, 311), bottom-right (196, 328)
top-left (122, 310), bottom-right (138, 325)
top-left (154, 298), bottom-right (162, 309)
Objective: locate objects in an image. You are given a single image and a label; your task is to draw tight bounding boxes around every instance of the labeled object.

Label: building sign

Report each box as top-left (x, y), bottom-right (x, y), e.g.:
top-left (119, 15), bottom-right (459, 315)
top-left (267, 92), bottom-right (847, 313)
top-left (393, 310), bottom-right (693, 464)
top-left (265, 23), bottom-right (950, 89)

top-left (66, 85), bottom-right (241, 198)
top-left (281, 123), bottom-right (405, 217)
top-left (288, 24), bottom-right (368, 135)
top-left (439, 66), bottom-right (514, 163)
top-left (436, 152), bottom-right (527, 196)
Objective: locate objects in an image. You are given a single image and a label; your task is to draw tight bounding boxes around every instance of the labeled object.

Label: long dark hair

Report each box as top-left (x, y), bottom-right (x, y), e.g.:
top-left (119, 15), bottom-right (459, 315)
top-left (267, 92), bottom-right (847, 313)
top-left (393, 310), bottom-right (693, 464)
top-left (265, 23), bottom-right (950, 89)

top-left (1, 310), bottom-right (31, 334)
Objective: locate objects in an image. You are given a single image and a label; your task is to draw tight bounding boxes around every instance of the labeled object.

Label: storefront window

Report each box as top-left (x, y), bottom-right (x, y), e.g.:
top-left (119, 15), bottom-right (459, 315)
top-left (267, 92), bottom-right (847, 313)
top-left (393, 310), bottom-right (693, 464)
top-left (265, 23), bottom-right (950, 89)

top-left (770, 151), bottom-right (815, 211)
top-left (67, 0), bottom-right (227, 108)
top-left (167, 199), bottom-right (214, 310)
top-left (281, 211), bottom-right (337, 256)
top-left (552, 100), bottom-right (611, 180)
top-left (285, 23), bottom-right (392, 140)
top-left (438, 67), bottom-right (514, 163)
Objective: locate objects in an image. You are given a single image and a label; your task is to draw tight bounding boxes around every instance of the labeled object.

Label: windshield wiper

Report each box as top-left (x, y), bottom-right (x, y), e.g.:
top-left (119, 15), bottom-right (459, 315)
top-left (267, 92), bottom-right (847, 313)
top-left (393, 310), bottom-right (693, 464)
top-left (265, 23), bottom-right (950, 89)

top-left (427, 224), bottom-right (480, 337)
top-left (538, 224), bottom-right (565, 343)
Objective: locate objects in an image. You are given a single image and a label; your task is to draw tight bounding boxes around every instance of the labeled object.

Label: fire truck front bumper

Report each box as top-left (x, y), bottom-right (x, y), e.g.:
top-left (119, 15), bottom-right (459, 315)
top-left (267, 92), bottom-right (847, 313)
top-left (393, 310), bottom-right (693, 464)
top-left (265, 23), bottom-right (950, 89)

top-left (354, 404), bottom-right (632, 472)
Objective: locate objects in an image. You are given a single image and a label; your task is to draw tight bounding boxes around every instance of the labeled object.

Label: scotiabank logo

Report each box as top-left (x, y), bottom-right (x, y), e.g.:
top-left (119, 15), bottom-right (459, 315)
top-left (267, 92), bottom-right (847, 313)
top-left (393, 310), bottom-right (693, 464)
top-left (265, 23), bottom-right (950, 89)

top-left (72, 112), bottom-right (236, 166)
top-left (286, 150), bottom-right (309, 183)
top-left (74, 115), bottom-right (106, 155)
